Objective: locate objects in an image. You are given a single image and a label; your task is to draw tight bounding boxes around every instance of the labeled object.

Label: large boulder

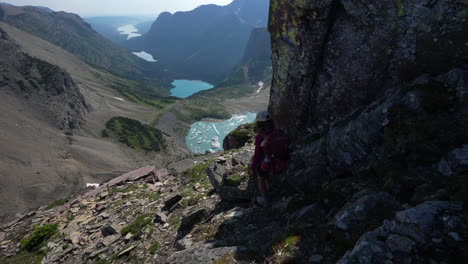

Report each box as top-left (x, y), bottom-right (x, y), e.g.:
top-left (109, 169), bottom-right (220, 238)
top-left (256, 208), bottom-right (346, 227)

top-left (337, 201), bottom-right (467, 264)
top-left (333, 192), bottom-right (400, 232)
top-left (167, 242), bottom-right (243, 264)
top-left (269, 0), bottom-right (467, 137)
top-left (223, 123), bottom-right (255, 151)
top-left (206, 157), bottom-right (255, 202)
top-left (282, 69), bottom-right (468, 193)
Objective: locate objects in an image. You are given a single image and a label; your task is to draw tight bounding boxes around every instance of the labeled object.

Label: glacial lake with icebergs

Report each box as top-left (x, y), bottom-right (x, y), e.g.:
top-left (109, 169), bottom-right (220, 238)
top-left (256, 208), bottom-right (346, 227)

top-left (186, 113), bottom-right (256, 154)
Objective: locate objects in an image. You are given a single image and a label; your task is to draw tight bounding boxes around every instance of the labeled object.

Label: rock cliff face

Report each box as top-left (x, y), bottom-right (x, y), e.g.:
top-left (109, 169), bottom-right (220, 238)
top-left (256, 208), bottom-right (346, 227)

top-left (268, 0), bottom-right (467, 136)
top-left (0, 27), bottom-right (89, 131)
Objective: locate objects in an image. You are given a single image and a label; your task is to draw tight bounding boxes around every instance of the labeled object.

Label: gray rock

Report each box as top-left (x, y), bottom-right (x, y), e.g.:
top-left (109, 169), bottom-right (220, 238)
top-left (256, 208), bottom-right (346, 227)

top-left (164, 194), bottom-right (182, 210)
top-left (89, 247), bottom-right (108, 258)
top-left (99, 212), bottom-right (109, 219)
top-left (294, 203), bottom-right (324, 223)
top-left (448, 232), bottom-right (463, 242)
top-left (337, 201), bottom-right (466, 264)
top-left (269, 0), bottom-right (466, 137)
top-left (309, 254), bottom-right (323, 263)
top-left (155, 212), bottom-right (168, 224)
top-left (167, 242), bottom-right (240, 264)
top-left (385, 234), bottom-right (415, 253)
top-left (396, 201), bottom-right (463, 233)
top-left (180, 208), bottom-right (207, 231)
top-left (334, 192), bottom-right (399, 231)
top-left (102, 234), bottom-right (120, 246)
top-left (206, 163), bottom-right (253, 202)
top-left (438, 144), bottom-right (468, 176)
top-left (175, 237), bottom-right (194, 251)
top-left (117, 245), bottom-right (137, 257)
top-left (0, 232), bottom-right (5, 242)
top-left (101, 225), bottom-right (118, 237)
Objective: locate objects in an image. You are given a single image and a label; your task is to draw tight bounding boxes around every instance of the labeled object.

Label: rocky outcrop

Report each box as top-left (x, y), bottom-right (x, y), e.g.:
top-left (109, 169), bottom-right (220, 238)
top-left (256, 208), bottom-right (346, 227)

top-left (0, 27), bottom-right (89, 132)
top-left (206, 150), bottom-right (255, 202)
top-left (338, 201), bottom-right (467, 264)
top-left (222, 123), bottom-right (255, 151)
top-left (282, 69), bottom-right (467, 194)
top-left (268, 0), bottom-right (467, 137)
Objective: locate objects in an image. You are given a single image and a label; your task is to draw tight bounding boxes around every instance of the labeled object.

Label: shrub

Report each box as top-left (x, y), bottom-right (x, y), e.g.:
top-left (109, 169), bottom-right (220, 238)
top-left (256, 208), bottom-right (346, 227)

top-left (103, 117), bottom-right (166, 152)
top-left (21, 223), bottom-right (58, 252)
top-left (149, 242), bottom-right (160, 254)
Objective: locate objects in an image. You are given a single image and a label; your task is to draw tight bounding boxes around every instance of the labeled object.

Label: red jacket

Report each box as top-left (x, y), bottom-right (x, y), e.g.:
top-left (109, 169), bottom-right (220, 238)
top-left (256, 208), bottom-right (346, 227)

top-left (250, 130), bottom-right (272, 169)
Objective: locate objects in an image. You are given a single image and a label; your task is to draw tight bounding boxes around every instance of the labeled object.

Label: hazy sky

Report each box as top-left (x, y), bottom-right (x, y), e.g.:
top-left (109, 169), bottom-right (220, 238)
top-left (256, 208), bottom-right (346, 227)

top-left (1, 0), bottom-right (234, 16)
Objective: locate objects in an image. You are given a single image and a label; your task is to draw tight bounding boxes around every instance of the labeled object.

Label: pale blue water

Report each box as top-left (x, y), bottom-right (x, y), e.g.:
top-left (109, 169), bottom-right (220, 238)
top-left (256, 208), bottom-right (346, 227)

top-left (170, 80), bottom-right (214, 98)
top-left (186, 113), bottom-right (256, 154)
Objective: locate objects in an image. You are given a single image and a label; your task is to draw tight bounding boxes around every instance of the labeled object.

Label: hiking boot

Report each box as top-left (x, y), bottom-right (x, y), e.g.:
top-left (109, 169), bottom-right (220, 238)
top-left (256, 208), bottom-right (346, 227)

top-left (256, 196), bottom-right (270, 207)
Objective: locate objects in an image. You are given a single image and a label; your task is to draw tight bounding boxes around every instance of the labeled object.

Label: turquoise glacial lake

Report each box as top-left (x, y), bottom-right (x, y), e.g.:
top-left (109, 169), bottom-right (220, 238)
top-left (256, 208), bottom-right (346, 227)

top-left (186, 113), bottom-right (256, 154)
top-left (170, 80), bottom-right (214, 98)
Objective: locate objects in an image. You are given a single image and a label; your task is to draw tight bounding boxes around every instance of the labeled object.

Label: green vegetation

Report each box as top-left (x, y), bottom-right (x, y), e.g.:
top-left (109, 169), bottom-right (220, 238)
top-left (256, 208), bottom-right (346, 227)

top-left (226, 122), bottom-right (256, 147)
top-left (102, 117), bottom-right (166, 152)
top-left (121, 214), bottom-right (153, 236)
top-left (21, 223), bottom-right (59, 252)
top-left (181, 160), bottom-right (214, 190)
top-left (45, 197), bottom-right (70, 210)
top-left (136, 191), bottom-right (162, 202)
top-left (167, 210), bottom-right (183, 229)
top-left (93, 259), bottom-right (111, 264)
top-left (174, 98), bottom-right (230, 123)
top-left (1, 250), bottom-right (47, 264)
top-left (272, 235), bottom-right (302, 263)
top-left (224, 174), bottom-right (246, 187)
top-left (149, 242), bottom-right (160, 254)
top-left (30, 57), bottom-right (60, 86)
top-left (178, 161), bottom-right (214, 207)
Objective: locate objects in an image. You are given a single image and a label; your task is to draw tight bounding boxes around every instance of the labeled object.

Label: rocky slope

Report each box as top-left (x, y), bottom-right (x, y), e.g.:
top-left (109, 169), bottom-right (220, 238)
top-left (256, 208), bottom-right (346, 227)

top-left (0, 27), bottom-right (89, 132)
top-left (0, 22), bottom-right (188, 222)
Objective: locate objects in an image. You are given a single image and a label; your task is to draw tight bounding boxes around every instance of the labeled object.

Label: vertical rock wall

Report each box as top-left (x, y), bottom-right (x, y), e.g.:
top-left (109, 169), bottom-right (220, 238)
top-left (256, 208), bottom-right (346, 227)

top-left (268, 0), bottom-right (467, 137)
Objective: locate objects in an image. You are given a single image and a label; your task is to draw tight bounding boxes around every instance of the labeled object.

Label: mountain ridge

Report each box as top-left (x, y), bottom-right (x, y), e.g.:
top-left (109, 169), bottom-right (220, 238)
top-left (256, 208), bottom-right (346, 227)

top-left (126, 0), bottom-right (270, 83)
top-left (0, 3), bottom-right (171, 96)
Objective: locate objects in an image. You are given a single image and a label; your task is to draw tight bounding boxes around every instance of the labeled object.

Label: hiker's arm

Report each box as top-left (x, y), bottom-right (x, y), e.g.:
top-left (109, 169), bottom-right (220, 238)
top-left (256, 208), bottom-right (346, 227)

top-left (250, 134), bottom-right (263, 169)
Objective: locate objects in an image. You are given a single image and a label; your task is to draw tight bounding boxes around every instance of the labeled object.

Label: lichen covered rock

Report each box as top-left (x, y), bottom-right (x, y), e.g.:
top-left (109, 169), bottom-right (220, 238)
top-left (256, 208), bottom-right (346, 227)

top-left (269, 0), bottom-right (467, 137)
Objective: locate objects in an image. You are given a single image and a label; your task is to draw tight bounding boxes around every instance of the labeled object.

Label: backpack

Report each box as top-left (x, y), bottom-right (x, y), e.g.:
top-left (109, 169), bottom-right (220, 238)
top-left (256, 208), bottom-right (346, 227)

top-left (261, 129), bottom-right (290, 174)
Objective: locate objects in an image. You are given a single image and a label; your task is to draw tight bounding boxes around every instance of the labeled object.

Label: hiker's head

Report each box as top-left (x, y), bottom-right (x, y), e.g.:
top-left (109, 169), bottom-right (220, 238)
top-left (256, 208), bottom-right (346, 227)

top-left (255, 110), bottom-right (274, 132)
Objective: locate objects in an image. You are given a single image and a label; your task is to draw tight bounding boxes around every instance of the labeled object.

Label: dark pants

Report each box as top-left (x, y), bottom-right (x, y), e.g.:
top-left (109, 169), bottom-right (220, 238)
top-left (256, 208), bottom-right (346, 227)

top-left (255, 164), bottom-right (269, 179)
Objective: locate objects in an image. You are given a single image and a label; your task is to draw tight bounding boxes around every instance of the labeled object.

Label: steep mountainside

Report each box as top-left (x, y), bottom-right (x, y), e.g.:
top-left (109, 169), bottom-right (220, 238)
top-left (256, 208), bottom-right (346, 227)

top-left (0, 1), bottom-right (466, 264)
top-left (126, 0), bottom-right (270, 83)
top-left (0, 22), bottom-right (187, 222)
top-left (0, 4), bottom-right (170, 95)
top-left (219, 27), bottom-right (272, 87)
top-left (192, 27), bottom-right (272, 99)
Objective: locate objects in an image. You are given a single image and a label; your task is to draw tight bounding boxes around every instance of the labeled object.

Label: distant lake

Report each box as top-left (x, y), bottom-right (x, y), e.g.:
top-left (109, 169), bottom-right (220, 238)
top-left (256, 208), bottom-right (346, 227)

top-left (186, 113), bottom-right (256, 154)
top-left (170, 80), bottom-right (214, 98)
top-left (132, 51), bottom-right (157, 62)
top-left (118, 24), bottom-right (141, 39)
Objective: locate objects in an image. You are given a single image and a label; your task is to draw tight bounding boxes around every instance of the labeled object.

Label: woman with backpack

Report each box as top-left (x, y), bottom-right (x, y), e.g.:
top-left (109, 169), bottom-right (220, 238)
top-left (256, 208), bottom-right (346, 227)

top-left (248, 111), bottom-right (290, 207)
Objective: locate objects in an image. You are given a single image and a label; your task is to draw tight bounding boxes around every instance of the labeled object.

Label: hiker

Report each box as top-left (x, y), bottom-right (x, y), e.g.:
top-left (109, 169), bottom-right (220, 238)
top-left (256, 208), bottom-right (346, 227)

top-left (248, 110), bottom-right (290, 207)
